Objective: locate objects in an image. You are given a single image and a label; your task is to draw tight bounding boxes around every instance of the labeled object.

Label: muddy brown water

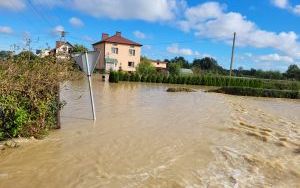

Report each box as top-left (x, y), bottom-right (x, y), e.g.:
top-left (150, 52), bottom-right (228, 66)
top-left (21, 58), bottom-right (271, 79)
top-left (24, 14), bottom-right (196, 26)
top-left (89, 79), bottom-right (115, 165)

top-left (0, 75), bottom-right (299, 188)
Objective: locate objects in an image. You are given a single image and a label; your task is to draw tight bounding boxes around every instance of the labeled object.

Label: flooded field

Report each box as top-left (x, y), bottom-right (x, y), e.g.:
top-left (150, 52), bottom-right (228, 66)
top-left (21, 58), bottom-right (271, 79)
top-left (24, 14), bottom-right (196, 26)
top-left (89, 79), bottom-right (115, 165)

top-left (0, 75), bottom-right (299, 188)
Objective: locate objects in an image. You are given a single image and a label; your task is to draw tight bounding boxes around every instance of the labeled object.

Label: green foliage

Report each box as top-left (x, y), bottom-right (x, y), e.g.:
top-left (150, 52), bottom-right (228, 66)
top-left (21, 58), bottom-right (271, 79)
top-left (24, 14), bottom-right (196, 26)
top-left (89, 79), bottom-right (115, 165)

top-left (111, 71), bottom-right (299, 99)
top-left (192, 57), bottom-right (225, 74)
top-left (123, 72), bottom-right (129, 81)
top-left (109, 71), bottom-right (119, 83)
top-left (14, 51), bottom-right (37, 61)
top-left (0, 58), bottom-right (80, 140)
top-left (0, 51), bottom-right (13, 61)
top-left (137, 56), bottom-right (156, 76)
top-left (134, 73), bottom-right (141, 82)
top-left (168, 63), bottom-right (181, 76)
top-left (286, 64), bottom-right (300, 80)
top-left (212, 87), bottom-right (299, 99)
top-left (169, 56), bottom-right (190, 69)
top-left (118, 71), bottom-right (124, 81)
top-left (72, 44), bottom-right (88, 53)
top-left (150, 75), bottom-right (157, 83)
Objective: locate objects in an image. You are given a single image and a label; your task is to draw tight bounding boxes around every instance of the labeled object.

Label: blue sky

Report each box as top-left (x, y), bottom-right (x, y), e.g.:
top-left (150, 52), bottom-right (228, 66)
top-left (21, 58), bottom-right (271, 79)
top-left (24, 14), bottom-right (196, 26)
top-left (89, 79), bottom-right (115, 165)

top-left (1, 0), bottom-right (300, 71)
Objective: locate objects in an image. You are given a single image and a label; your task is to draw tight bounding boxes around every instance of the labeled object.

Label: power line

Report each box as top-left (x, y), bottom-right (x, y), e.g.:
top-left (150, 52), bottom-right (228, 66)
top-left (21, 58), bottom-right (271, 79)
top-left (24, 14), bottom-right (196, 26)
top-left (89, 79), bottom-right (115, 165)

top-left (26, 0), bottom-right (55, 28)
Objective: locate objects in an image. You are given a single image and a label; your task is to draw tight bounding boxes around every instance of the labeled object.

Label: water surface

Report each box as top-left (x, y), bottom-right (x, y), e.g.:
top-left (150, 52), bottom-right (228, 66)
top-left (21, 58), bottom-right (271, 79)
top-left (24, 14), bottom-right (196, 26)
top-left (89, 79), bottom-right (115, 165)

top-left (0, 75), bottom-right (299, 187)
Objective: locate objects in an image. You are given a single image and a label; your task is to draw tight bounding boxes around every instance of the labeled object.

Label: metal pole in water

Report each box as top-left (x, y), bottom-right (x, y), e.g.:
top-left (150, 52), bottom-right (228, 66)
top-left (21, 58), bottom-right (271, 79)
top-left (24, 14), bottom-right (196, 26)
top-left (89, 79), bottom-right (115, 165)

top-left (229, 32), bottom-right (236, 77)
top-left (85, 52), bottom-right (96, 120)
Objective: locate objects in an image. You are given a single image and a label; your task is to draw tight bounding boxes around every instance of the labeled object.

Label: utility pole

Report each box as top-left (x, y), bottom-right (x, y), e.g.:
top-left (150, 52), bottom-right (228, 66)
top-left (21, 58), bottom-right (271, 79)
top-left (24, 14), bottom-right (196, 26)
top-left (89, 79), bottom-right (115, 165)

top-left (229, 32), bottom-right (236, 77)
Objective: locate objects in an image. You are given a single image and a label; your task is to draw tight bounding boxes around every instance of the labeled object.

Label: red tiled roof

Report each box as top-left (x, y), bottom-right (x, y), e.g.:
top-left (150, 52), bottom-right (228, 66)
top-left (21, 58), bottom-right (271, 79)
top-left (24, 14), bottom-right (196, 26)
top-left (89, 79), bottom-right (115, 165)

top-left (93, 34), bottom-right (142, 46)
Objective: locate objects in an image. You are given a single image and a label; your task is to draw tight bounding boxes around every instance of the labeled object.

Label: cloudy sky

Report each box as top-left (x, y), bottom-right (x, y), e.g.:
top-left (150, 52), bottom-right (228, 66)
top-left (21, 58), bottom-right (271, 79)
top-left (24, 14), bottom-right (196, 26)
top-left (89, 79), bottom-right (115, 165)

top-left (0, 0), bottom-right (300, 71)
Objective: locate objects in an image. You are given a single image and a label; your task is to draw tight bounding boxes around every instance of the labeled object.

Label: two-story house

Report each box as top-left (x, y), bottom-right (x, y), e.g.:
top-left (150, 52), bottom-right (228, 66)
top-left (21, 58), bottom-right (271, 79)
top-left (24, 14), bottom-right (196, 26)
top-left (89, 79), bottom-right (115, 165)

top-left (92, 32), bottom-right (142, 72)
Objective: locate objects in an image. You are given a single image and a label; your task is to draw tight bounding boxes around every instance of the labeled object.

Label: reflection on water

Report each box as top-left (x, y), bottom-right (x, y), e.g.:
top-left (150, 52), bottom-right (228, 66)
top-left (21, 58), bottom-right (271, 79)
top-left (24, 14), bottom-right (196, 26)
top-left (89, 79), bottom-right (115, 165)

top-left (0, 75), bottom-right (299, 188)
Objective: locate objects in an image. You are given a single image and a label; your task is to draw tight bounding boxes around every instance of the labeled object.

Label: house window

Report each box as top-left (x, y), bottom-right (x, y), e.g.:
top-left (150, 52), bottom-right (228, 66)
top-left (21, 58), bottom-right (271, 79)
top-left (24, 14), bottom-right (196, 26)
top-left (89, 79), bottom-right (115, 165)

top-left (157, 62), bottom-right (160, 65)
top-left (111, 47), bottom-right (118, 54)
top-left (129, 49), bottom-right (135, 56)
top-left (128, 61), bottom-right (135, 67)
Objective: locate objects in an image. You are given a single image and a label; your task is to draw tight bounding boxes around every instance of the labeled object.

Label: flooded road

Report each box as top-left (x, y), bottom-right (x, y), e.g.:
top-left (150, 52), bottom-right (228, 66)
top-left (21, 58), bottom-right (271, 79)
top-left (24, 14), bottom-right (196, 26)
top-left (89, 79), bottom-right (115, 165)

top-left (0, 75), bottom-right (299, 187)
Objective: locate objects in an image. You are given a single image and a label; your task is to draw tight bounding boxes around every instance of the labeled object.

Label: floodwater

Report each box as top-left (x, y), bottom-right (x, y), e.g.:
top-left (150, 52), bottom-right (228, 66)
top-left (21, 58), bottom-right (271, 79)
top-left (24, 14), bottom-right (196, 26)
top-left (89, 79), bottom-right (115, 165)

top-left (0, 75), bottom-right (299, 188)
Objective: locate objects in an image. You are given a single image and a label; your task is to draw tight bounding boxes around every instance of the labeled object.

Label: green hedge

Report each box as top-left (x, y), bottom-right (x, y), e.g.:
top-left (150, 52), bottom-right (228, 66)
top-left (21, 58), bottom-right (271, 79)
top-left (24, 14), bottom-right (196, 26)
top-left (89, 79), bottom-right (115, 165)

top-left (110, 71), bottom-right (264, 88)
top-left (109, 71), bottom-right (300, 93)
top-left (211, 87), bottom-right (300, 99)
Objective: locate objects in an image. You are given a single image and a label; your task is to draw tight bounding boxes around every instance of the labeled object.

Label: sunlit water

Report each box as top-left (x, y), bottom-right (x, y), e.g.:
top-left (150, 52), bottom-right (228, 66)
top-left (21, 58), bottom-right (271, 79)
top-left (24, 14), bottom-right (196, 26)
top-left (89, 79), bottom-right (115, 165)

top-left (0, 75), bottom-right (299, 188)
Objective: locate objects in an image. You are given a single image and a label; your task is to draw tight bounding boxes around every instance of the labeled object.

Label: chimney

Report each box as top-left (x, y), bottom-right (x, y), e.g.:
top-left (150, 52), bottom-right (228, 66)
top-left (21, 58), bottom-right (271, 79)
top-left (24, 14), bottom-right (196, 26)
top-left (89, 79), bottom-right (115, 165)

top-left (116, 31), bottom-right (121, 36)
top-left (102, 33), bottom-right (109, 40)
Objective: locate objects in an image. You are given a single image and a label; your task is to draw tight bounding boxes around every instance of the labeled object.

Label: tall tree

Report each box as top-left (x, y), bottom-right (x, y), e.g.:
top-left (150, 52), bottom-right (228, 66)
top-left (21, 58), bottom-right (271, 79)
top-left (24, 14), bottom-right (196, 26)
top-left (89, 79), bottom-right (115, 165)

top-left (136, 56), bottom-right (156, 76)
top-left (72, 44), bottom-right (88, 53)
top-left (286, 64), bottom-right (300, 80)
top-left (192, 57), bottom-right (224, 74)
top-left (168, 63), bottom-right (181, 76)
top-left (170, 56), bottom-right (190, 69)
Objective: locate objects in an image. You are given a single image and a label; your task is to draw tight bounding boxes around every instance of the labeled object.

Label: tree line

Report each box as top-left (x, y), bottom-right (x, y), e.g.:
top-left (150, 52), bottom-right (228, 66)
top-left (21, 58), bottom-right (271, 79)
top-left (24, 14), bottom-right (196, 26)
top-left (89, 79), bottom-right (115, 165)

top-left (162, 56), bottom-right (300, 81)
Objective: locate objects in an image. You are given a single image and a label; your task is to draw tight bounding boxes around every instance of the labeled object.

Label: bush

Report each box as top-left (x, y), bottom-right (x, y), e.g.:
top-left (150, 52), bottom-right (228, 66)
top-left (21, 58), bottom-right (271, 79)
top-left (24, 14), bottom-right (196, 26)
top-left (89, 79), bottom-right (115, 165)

top-left (141, 75), bottom-right (147, 82)
top-left (150, 75), bottom-right (157, 83)
top-left (211, 86), bottom-right (299, 99)
top-left (123, 72), bottom-right (129, 81)
top-left (156, 75), bottom-right (163, 83)
top-left (118, 71), bottom-right (124, 81)
top-left (134, 73), bottom-right (141, 82)
top-left (109, 71), bottom-right (119, 83)
top-left (0, 58), bottom-right (80, 140)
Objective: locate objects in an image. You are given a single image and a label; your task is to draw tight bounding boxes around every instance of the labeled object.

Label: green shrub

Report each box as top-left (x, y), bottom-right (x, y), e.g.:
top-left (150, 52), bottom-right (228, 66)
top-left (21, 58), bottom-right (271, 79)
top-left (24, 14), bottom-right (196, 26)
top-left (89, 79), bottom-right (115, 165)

top-left (122, 72), bottom-right (129, 81)
top-left (118, 71), bottom-right (124, 81)
top-left (150, 75), bottom-right (157, 83)
top-left (0, 59), bottom-right (78, 140)
top-left (141, 75), bottom-right (147, 82)
top-left (156, 75), bottom-right (163, 83)
top-left (162, 75), bottom-right (169, 83)
top-left (134, 73), bottom-right (141, 82)
top-left (129, 73), bottom-right (135, 82)
top-left (211, 86), bottom-right (299, 99)
top-left (146, 75), bottom-right (152, 82)
top-left (109, 71), bottom-right (119, 83)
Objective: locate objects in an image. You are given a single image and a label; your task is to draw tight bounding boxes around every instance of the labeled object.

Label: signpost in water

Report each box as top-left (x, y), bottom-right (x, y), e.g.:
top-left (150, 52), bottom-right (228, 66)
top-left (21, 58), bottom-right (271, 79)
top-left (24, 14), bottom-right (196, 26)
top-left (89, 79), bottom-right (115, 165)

top-left (74, 51), bottom-right (100, 120)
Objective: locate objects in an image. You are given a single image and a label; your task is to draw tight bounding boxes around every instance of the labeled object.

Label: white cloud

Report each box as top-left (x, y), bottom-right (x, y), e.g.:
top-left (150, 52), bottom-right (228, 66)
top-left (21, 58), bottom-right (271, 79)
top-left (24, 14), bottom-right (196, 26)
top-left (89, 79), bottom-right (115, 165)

top-left (178, 2), bottom-right (300, 58)
top-left (271, 0), bottom-right (300, 15)
top-left (82, 35), bottom-right (94, 42)
top-left (0, 0), bottom-right (26, 11)
top-left (71, 0), bottom-right (178, 22)
top-left (0, 26), bottom-right (13, 34)
top-left (32, 0), bottom-right (65, 7)
top-left (272, 0), bottom-right (289, 8)
top-left (257, 53), bottom-right (294, 63)
top-left (52, 25), bottom-right (64, 35)
top-left (69, 17), bottom-right (84, 27)
top-left (167, 43), bottom-right (194, 56)
top-left (133, 30), bottom-right (146, 39)
top-left (143, 45), bottom-right (152, 50)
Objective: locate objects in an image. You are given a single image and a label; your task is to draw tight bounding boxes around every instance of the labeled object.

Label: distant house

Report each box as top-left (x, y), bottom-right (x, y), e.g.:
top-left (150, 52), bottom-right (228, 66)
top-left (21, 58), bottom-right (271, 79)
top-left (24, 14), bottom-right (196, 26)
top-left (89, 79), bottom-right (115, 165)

top-left (50, 41), bottom-right (73, 59)
top-left (92, 31), bottom-right (142, 72)
top-left (149, 59), bottom-right (167, 70)
top-left (36, 49), bottom-right (50, 58)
